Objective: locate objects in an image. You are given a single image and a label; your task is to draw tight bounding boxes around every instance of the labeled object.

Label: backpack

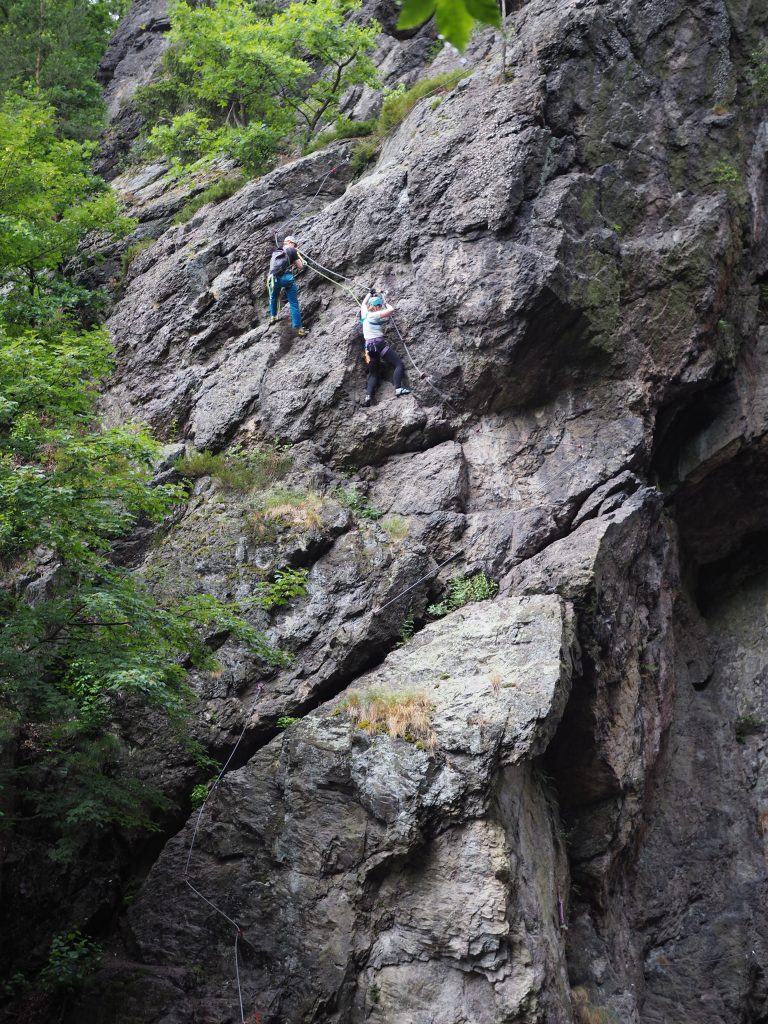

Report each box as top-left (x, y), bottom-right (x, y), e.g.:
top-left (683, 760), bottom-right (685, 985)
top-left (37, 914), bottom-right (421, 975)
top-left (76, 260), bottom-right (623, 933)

top-left (269, 249), bottom-right (291, 276)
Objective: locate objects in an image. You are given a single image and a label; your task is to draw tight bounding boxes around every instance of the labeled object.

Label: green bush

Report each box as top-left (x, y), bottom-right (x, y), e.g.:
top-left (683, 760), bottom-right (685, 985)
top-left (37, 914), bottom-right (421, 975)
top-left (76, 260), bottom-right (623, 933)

top-left (253, 568), bottom-right (309, 610)
top-left (190, 781), bottom-right (211, 807)
top-left (713, 159), bottom-right (739, 185)
top-left (276, 715), bottom-right (301, 729)
top-left (427, 573), bottom-right (498, 617)
top-left (350, 138), bottom-right (380, 172)
top-left (177, 441), bottom-right (292, 493)
top-left (41, 930), bottom-right (102, 993)
top-left (172, 174), bottom-right (247, 224)
top-left (348, 69), bottom-right (470, 176)
top-left (304, 116), bottom-right (376, 155)
top-left (377, 69), bottom-right (470, 135)
top-left (334, 485), bottom-right (383, 520)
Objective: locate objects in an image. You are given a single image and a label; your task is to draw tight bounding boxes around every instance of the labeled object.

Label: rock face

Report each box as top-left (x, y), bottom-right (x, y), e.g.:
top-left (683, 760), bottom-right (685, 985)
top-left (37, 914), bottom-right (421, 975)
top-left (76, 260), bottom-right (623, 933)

top-left (80, 596), bottom-right (577, 1023)
top-left (11, 0), bottom-right (768, 1021)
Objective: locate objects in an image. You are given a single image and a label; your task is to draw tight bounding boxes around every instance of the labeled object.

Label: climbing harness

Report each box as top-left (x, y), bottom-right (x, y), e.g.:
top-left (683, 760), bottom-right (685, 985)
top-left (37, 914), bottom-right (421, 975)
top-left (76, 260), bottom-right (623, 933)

top-left (183, 684), bottom-right (263, 1024)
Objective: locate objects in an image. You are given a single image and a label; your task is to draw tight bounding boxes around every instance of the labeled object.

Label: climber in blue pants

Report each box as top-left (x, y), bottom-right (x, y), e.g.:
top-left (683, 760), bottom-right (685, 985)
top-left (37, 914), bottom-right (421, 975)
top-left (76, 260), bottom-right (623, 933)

top-left (267, 236), bottom-right (308, 336)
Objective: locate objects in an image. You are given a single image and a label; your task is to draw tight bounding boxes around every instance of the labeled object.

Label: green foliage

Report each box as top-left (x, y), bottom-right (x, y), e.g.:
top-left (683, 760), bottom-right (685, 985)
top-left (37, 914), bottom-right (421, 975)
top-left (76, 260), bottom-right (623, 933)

top-left (177, 441), bottom-right (292, 493)
top-left (0, 94), bottom-right (134, 326)
top-left (276, 715), bottom-right (301, 729)
top-left (334, 485), bottom-right (383, 520)
top-left (0, 0), bottom-right (128, 140)
top-left (0, 324), bottom-right (180, 564)
top-left (120, 238), bottom-right (155, 278)
top-left (0, 317), bottom-right (294, 857)
top-left (303, 116), bottom-right (375, 155)
top-left (190, 781), bottom-right (211, 807)
top-left (397, 609), bottom-right (415, 647)
top-left (748, 42), bottom-right (768, 105)
top-left (172, 174), bottom-right (248, 224)
top-left (397, 0), bottom-right (499, 51)
top-left (376, 69), bottom-right (470, 134)
top-left (350, 137), bottom-right (380, 172)
top-left (139, 0), bottom-right (379, 171)
top-left (427, 572), bottom-right (498, 617)
top-left (349, 69), bottom-right (470, 173)
top-left (252, 568), bottom-right (309, 610)
top-left (713, 159), bottom-right (739, 185)
top-left (40, 929), bottom-right (101, 992)
top-left (381, 515), bottom-right (409, 541)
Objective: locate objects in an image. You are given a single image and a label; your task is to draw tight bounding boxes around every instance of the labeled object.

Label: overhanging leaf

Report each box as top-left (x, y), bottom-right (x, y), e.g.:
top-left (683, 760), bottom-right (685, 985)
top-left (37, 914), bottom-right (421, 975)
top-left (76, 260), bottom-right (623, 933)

top-left (397, 0), bottom-right (500, 50)
top-left (434, 0), bottom-right (475, 51)
top-left (465, 0), bottom-right (500, 28)
top-left (397, 0), bottom-right (436, 30)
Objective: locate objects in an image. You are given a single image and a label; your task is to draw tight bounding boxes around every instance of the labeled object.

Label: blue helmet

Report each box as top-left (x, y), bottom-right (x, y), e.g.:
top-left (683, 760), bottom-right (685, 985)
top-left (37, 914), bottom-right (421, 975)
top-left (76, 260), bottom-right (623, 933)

top-left (369, 296), bottom-right (384, 307)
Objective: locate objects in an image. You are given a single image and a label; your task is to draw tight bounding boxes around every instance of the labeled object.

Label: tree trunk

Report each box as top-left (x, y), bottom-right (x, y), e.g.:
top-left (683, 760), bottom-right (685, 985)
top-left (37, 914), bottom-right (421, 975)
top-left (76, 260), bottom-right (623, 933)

top-left (35, 0), bottom-right (45, 87)
top-left (500, 0), bottom-right (508, 78)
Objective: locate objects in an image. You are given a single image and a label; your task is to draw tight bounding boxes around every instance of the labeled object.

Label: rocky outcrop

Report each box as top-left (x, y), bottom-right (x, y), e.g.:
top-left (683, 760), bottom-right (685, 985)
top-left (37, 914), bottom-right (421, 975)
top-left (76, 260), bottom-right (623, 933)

top-left (7, 0), bottom-right (768, 1020)
top-left (96, 0), bottom-right (170, 176)
top-left (79, 595), bottom-right (577, 1023)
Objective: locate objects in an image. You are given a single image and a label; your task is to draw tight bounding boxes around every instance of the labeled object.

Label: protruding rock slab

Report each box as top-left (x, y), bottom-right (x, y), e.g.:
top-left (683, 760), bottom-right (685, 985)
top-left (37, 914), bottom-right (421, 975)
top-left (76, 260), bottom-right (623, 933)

top-left (87, 596), bottom-right (576, 1023)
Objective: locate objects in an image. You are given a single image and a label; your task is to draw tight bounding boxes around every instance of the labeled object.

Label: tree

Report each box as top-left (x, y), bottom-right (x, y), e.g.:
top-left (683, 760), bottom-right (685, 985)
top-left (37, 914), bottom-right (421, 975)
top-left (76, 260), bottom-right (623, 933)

top-left (0, 94), bottom-right (132, 326)
top-left (0, 0), bottom-right (128, 140)
top-left (0, 314), bottom-right (303, 858)
top-left (138, 0), bottom-right (379, 171)
top-left (0, 93), bottom-right (301, 860)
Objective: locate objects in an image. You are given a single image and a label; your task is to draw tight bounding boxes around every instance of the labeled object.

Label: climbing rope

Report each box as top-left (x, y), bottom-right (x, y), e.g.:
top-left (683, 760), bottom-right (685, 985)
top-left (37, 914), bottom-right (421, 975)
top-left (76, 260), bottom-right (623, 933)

top-left (276, 166), bottom-right (339, 248)
top-left (389, 315), bottom-right (461, 415)
top-left (183, 684), bottom-right (263, 1024)
top-left (373, 551), bottom-right (462, 614)
top-left (296, 247), bottom-right (461, 414)
top-left (298, 248), bottom-right (363, 307)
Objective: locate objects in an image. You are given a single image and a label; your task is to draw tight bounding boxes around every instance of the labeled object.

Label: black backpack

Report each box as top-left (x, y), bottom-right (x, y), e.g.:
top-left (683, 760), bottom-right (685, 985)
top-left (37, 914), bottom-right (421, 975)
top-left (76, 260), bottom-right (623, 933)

top-left (269, 248), bottom-right (291, 275)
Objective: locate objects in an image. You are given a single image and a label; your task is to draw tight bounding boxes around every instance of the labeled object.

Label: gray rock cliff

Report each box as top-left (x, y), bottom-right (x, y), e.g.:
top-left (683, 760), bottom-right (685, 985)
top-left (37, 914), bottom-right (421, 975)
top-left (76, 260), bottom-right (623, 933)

top-left (9, 0), bottom-right (768, 1021)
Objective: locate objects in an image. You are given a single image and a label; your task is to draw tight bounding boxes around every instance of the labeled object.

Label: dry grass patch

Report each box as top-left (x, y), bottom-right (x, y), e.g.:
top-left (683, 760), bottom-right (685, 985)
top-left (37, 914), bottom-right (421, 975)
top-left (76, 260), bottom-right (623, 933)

top-left (249, 488), bottom-right (324, 541)
top-left (571, 988), bottom-right (621, 1024)
top-left (337, 690), bottom-right (436, 749)
top-left (488, 669), bottom-right (503, 695)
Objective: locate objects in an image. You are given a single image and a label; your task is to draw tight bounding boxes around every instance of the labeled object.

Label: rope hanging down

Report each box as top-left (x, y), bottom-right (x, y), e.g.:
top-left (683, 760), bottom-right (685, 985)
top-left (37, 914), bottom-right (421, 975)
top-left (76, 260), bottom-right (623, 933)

top-left (297, 247), bottom-right (460, 414)
top-left (183, 684), bottom-right (263, 1024)
top-left (373, 551), bottom-right (462, 614)
top-left (276, 165), bottom-right (339, 248)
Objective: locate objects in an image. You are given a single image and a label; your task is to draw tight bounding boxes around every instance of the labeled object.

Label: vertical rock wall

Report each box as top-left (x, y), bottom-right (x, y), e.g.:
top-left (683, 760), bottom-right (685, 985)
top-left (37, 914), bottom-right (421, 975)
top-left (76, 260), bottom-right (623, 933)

top-left (8, 0), bottom-right (768, 1021)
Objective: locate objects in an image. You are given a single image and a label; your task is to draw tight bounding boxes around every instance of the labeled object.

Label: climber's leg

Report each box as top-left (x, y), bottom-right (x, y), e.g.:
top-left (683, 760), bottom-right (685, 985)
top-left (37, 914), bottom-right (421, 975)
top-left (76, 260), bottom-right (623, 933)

top-left (281, 275), bottom-right (303, 329)
top-left (382, 348), bottom-right (405, 390)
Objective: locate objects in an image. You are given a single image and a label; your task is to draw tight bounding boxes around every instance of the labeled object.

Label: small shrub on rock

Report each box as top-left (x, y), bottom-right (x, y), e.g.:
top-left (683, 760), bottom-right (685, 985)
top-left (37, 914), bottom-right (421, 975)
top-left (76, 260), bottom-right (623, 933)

top-left (377, 69), bottom-right (470, 135)
top-left (172, 174), bottom-right (247, 224)
top-left (249, 488), bottom-right (324, 541)
top-left (427, 572), bottom-right (498, 617)
top-left (178, 441), bottom-right (292, 493)
top-left (41, 930), bottom-right (102, 993)
top-left (334, 485), bottom-right (383, 520)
